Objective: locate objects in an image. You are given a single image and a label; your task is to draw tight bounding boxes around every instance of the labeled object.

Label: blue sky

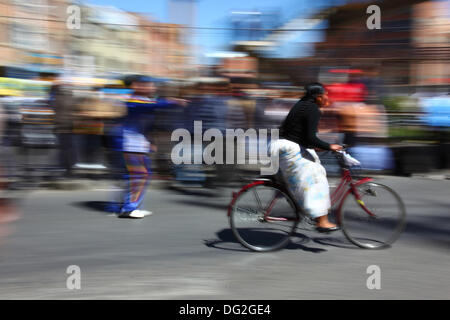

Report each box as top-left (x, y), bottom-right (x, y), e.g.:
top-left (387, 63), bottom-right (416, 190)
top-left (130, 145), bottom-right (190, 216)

top-left (86, 0), bottom-right (312, 24)
top-left (86, 0), bottom-right (344, 60)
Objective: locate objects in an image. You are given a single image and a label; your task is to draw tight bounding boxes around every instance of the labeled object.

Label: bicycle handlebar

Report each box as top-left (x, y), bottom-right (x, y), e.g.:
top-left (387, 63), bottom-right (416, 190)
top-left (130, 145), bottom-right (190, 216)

top-left (326, 145), bottom-right (359, 170)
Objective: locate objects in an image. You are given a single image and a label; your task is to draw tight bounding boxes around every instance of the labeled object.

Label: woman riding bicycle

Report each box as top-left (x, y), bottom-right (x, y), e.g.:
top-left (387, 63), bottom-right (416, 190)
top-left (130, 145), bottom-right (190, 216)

top-left (270, 82), bottom-right (343, 232)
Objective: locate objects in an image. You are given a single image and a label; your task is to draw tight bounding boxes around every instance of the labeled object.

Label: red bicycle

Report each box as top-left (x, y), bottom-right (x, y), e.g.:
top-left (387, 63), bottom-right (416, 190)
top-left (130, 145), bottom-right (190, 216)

top-left (228, 150), bottom-right (406, 252)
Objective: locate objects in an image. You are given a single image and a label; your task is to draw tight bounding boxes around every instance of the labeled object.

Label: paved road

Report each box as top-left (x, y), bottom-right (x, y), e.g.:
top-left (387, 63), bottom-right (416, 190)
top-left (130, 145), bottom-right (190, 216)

top-left (0, 176), bottom-right (449, 299)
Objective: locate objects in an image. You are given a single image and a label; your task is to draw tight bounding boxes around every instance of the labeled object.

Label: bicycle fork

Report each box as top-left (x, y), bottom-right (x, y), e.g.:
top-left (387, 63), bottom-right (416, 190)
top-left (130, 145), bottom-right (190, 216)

top-left (350, 183), bottom-right (377, 218)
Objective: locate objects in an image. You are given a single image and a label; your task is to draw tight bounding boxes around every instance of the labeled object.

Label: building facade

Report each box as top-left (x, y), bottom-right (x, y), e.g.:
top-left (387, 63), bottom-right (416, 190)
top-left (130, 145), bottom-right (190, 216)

top-left (0, 0), bottom-right (68, 76)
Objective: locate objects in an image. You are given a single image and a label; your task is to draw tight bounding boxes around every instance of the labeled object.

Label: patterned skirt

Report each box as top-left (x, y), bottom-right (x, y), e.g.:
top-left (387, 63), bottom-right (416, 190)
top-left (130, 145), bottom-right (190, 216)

top-left (270, 139), bottom-right (331, 218)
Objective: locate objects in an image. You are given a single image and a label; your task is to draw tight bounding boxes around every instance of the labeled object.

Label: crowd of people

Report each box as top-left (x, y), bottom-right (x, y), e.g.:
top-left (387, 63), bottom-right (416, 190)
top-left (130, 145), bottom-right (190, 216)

top-left (0, 73), bottom-right (392, 181)
top-left (0, 70), bottom-right (448, 223)
top-left (0, 72), bottom-right (410, 221)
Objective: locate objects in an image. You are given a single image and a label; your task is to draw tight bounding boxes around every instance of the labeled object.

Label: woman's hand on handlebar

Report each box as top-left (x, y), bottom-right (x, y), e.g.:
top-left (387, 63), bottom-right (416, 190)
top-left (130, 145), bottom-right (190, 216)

top-left (330, 144), bottom-right (344, 152)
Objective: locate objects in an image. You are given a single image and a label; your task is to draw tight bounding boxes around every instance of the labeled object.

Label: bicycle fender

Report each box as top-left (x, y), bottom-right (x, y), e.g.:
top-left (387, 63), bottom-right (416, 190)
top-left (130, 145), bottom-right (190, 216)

top-left (227, 180), bottom-right (266, 217)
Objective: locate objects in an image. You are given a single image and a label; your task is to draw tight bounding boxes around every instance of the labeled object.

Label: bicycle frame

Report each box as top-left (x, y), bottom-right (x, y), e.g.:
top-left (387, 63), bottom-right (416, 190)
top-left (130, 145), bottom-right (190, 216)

top-left (227, 180), bottom-right (296, 223)
top-left (228, 167), bottom-right (376, 224)
top-left (331, 169), bottom-right (376, 224)
top-left (228, 151), bottom-right (406, 251)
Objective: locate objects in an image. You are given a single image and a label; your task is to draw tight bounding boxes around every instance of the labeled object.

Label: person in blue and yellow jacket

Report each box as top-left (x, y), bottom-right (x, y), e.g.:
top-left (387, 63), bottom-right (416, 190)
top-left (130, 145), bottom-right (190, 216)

top-left (108, 75), bottom-right (186, 219)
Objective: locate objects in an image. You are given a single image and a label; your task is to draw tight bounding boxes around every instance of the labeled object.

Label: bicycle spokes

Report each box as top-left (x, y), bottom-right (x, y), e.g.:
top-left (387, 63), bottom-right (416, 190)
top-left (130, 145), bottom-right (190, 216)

top-left (230, 183), bottom-right (300, 252)
top-left (341, 182), bottom-right (406, 249)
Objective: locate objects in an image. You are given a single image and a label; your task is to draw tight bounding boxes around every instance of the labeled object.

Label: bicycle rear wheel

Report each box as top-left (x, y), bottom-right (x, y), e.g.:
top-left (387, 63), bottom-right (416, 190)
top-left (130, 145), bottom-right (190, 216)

top-left (340, 181), bottom-right (406, 249)
top-left (229, 181), bottom-right (300, 252)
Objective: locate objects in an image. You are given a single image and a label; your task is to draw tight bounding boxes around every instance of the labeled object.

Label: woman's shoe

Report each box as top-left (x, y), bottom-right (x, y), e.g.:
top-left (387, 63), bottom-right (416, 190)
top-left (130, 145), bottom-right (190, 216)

top-left (316, 226), bottom-right (340, 233)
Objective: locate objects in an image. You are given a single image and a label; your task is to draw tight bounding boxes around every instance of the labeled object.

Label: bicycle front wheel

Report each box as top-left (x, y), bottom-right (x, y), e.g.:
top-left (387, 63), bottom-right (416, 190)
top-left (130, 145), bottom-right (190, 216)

top-left (229, 181), bottom-right (300, 252)
top-left (340, 181), bottom-right (406, 249)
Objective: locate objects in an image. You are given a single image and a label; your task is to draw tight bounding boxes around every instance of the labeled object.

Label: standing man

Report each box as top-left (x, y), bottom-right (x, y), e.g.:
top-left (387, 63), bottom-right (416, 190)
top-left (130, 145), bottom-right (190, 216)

top-left (108, 75), bottom-right (186, 219)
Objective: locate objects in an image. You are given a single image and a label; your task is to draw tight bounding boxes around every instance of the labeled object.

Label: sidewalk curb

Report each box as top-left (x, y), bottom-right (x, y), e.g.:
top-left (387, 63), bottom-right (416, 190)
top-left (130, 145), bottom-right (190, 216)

top-left (2, 170), bottom-right (449, 193)
top-left (410, 172), bottom-right (450, 181)
top-left (47, 179), bottom-right (171, 191)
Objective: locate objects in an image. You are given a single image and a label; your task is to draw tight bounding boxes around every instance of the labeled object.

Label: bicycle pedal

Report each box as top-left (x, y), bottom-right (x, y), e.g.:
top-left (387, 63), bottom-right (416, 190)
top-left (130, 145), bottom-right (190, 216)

top-left (304, 216), bottom-right (316, 226)
top-left (298, 217), bottom-right (316, 230)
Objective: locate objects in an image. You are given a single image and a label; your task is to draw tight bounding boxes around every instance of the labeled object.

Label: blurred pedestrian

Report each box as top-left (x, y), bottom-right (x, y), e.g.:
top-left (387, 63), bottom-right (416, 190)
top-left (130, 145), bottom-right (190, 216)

top-left (49, 81), bottom-right (75, 177)
top-left (336, 103), bottom-right (358, 147)
top-left (227, 78), bottom-right (257, 130)
top-left (107, 75), bottom-right (186, 219)
top-left (0, 93), bottom-right (20, 243)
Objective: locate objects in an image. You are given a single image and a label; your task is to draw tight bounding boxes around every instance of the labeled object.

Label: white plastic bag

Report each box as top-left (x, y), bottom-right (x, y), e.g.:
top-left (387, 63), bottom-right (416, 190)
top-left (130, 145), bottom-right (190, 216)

top-left (340, 151), bottom-right (361, 167)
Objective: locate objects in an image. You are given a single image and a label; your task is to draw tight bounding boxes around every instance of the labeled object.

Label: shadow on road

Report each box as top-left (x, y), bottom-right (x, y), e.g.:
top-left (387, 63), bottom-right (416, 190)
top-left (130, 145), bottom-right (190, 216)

top-left (168, 186), bottom-right (226, 198)
top-left (400, 215), bottom-right (450, 250)
top-left (71, 201), bottom-right (120, 214)
top-left (204, 229), bottom-right (327, 253)
top-left (173, 199), bottom-right (229, 211)
top-left (311, 236), bottom-right (360, 249)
